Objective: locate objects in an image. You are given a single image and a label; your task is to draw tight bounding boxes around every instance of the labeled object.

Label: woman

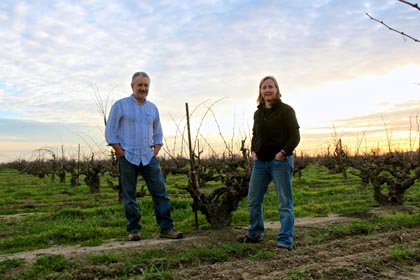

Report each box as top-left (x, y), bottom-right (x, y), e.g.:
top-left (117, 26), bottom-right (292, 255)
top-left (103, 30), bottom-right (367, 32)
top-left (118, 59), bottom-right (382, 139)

top-left (239, 76), bottom-right (300, 250)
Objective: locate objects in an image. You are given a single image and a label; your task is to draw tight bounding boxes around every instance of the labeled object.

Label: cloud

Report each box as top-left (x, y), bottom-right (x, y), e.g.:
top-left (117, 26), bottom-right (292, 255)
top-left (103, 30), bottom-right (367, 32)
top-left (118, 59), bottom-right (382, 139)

top-left (0, 117), bottom-right (106, 160)
top-left (0, 0), bottom-right (419, 161)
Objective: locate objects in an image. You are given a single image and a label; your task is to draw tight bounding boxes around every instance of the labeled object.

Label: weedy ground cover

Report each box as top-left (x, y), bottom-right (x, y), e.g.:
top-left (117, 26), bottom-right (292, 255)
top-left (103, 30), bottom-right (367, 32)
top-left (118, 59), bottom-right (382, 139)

top-left (1, 164), bottom-right (420, 279)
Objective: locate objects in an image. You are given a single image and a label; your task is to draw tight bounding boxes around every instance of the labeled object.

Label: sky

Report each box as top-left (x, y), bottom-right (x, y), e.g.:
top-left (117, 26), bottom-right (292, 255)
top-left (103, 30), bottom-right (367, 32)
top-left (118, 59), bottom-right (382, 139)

top-left (0, 0), bottom-right (419, 163)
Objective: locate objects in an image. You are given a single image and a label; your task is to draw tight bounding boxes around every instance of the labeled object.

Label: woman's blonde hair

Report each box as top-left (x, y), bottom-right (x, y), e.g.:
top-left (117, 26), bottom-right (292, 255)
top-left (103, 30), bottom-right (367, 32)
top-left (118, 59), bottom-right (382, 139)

top-left (257, 76), bottom-right (282, 105)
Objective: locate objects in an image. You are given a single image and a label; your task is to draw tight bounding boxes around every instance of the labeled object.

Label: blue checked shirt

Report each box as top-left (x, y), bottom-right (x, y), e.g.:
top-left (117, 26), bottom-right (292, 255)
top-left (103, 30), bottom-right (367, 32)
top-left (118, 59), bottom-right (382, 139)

top-left (105, 95), bottom-right (163, 166)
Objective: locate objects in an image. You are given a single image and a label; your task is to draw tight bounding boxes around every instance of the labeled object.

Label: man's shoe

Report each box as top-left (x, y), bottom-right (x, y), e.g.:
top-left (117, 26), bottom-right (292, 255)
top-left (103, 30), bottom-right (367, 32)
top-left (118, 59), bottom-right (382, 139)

top-left (128, 233), bottom-right (141, 241)
top-left (277, 245), bottom-right (292, 251)
top-left (160, 230), bottom-right (183, 239)
top-left (237, 234), bottom-right (261, 243)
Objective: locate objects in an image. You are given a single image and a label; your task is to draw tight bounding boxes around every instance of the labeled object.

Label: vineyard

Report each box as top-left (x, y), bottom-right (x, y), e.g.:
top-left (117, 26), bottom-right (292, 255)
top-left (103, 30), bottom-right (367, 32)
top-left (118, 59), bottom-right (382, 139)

top-left (1, 147), bottom-right (420, 279)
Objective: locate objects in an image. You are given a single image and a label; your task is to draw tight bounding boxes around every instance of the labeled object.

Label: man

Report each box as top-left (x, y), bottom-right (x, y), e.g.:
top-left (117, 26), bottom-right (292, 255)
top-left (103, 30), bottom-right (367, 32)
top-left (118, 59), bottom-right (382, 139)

top-left (105, 71), bottom-right (183, 241)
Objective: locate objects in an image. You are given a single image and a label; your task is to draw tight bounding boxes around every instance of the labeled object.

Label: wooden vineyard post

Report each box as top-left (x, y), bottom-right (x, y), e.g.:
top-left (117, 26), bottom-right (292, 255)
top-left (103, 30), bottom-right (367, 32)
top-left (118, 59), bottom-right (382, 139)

top-left (185, 103), bottom-right (199, 229)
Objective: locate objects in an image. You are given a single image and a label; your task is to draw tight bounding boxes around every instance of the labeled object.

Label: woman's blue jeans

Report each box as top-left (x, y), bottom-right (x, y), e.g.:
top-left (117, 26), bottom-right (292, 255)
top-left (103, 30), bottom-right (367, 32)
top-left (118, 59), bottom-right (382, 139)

top-left (118, 156), bottom-right (174, 234)
top-left (246, 156), bottom-right (295, 249)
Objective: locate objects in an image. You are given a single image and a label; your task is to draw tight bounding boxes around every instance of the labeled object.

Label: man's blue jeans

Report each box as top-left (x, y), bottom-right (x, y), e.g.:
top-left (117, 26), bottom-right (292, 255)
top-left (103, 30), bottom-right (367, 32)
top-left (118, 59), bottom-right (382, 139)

top-left (246, 156), bottom-right (295, 249)
top-left (118, 156), bottom-right (174, 234)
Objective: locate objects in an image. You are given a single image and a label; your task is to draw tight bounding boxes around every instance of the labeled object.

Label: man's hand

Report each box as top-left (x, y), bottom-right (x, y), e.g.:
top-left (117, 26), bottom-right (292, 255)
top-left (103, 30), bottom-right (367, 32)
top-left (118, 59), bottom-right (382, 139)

top-left (153, 144), bottom-right (162, 156)
top-left (111, 144), bottom-right (125, 157)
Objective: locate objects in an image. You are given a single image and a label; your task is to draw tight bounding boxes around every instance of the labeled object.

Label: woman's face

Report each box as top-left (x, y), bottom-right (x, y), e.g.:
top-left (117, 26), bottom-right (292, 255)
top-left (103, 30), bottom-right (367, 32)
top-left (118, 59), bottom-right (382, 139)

top-left (260, 78), bottom-right (278, 105)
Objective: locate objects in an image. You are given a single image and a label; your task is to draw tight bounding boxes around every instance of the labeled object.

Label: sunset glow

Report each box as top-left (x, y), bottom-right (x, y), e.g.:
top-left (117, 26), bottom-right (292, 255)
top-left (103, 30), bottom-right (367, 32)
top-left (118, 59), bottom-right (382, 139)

top-left (0, 1), bottom-right (419, 162)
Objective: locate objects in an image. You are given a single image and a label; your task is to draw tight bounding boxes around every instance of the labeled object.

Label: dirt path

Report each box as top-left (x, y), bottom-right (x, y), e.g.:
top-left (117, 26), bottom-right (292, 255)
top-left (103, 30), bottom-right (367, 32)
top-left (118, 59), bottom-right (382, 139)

top-left (0, 214), bottom-right (348, 264)
top-left (0, 236), bottom-right (197, 264)
top-left (2, 214), bottom-right (420, 279)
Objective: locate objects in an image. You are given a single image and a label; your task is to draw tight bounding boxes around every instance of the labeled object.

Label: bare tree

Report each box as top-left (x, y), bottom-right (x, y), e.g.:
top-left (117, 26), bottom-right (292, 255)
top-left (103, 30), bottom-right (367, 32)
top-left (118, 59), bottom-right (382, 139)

top-left (366, 0), bottom-right (420, 42)
top-left (170, 102), bottom-right (252, 229)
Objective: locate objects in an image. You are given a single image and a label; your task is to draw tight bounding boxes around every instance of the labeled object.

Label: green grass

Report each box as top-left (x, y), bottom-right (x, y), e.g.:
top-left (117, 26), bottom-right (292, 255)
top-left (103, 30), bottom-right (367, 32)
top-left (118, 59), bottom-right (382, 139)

top-left (0, 258), bottom-right (25, 274)
top-left (389, 246), bottom-right (417, 261)
top-left (1, 164), bottom-right (420, 279)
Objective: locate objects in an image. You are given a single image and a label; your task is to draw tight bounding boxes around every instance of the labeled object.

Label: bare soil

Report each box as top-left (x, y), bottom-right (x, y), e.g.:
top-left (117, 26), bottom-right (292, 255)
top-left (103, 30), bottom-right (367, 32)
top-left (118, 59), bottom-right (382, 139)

top-left (0, 215), bottom-right (346, 263)
top-left (1, 213), bottom-right (420, 279)
top-left (173, 225), bottom-right (420, 280)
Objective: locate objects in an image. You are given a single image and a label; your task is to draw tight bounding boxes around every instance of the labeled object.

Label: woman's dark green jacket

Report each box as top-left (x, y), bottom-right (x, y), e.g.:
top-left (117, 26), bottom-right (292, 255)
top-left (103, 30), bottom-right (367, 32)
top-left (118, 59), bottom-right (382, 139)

top-left (251, 99), bottom-right (300, 161)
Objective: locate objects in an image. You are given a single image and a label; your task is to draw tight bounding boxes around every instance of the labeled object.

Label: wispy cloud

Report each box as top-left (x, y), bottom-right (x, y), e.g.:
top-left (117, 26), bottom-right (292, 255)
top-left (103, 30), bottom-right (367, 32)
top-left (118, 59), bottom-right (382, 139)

top-left (0, 0), bottom-right (419, 161)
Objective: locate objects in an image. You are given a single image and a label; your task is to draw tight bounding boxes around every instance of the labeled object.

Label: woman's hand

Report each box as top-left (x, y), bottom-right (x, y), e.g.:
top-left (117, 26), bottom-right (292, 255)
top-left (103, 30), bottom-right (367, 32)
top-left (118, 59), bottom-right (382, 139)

top-left (275, 150), bottom-right (287, 160)
top-left (251, 151), bottom-right (258, 161)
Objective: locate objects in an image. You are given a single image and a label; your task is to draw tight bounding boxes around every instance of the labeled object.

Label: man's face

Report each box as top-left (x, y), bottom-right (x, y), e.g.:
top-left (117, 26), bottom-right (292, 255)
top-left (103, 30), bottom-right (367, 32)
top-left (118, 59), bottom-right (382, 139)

top-left (131, 76), bottom-right (150, 103)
